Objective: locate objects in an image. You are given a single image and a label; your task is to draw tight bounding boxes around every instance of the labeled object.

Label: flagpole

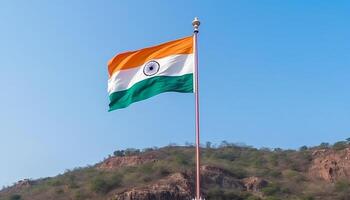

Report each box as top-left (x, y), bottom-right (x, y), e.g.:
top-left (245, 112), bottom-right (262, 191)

top-left (192, 17), bottom-right (201, 200)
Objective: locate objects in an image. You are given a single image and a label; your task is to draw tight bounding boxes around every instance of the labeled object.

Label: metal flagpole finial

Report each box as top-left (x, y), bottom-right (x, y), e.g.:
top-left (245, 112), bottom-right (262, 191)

top-left (192, 17), bottom-right (200, 33)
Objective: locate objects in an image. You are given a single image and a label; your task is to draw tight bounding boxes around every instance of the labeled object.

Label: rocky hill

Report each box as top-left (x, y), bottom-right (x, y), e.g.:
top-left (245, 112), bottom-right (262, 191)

top-left (1, 140), bottom-right (350, 200)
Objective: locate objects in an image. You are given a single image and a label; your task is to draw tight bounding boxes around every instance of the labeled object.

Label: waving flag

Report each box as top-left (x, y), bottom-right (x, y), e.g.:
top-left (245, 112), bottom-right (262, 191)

top-left (108, 36), bottom-right (194, 111)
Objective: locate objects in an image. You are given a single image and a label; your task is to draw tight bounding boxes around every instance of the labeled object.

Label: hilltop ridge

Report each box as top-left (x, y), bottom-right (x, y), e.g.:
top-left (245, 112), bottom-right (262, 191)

top-left (1, 140), bottom-right (350, 200)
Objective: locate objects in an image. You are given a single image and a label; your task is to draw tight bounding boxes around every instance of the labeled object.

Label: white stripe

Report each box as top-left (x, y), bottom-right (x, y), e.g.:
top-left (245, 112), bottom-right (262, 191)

top-left (108, 54), bottom-right (194, 94)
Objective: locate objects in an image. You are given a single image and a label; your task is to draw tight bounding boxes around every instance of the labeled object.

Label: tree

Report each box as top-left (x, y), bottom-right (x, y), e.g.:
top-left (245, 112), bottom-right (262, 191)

top-left (167, 143), bottom-right (177, 147)
top-left (299, 146), bottom-right (308, 151)
top-left (260, 147), bottom-right (271, 152)
top-left (219, 140), bottom-right (230, 148)
top-left (184, 142), bottom-right (194, 147)
top-left (319, 142), bottom-right (330, 148)
top-left (124, 148), bottom-right (140, 156)
top-left (333, 141), bottom-right (347, 150)
top-left (206, 141), bottom-right (212, 149)
top-left (274, 148), bottom-right (283, 152)
top-left (346, 138), bottom-right (350, 144)
top-left (142, 148), bottom-right (154, 152)
top-left (113, 150), bottom-right (124, 157)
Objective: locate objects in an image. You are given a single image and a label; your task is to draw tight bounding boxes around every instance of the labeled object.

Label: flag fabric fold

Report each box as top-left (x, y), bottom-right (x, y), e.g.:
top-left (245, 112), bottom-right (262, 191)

top-left (108, 36), bottom-right (194, 111)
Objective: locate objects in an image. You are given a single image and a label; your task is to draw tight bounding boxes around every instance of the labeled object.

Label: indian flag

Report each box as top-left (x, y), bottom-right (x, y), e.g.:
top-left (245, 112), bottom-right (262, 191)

top-left (108, 36), bottom-right (194, 111)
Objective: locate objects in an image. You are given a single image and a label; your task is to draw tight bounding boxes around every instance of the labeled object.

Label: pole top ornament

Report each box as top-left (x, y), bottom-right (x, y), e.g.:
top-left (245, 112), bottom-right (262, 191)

top-left (192, 17), bottom-right (200, 33)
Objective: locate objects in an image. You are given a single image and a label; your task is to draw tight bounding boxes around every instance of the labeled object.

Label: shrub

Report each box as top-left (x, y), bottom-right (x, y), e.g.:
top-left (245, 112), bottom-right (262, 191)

top-left (173, 153), bottom-right (189, 165)
top-left (124, 148), bottom-right (140, 156)
top-left (299, 146), bottom-right (308, 151)
top-left (335, 180), bottom-right (350, 192)
top-left (265, 196), bottom-right (279, 200)
top-left (262, 184), bottom-right (280, 196)
top-left (346, 138), bottom-right (350, 143)
top-left (206, 141), bottom-right (212, 149)
top-left (9, 194), bottom-right (21, 200)
top-left (246, 196), bottom-right (261, 200)
top-left (333, 141), bottom-right (348, 151)
top-left (319, 142), bottom-right (330, 148)
top-left (55, 188), bottom-right (64, 194)
top-left (284, 169), bottom-right (298, 178)
top-left (267, 155), bottom-right (279, 166)
top-left (113, 150), bottom-right (124, 157)
top-left (67, 174), bottom-right (79, 189)
top-left (268, 170), bottom-right (281, 178)
top-left (47, 179), bottom-right (62, 186)
top-left (90, 178), bottom-right (109, 193)
top-left (301, 196), bottom-right (314, 200)
top-left (142, 148), bottom-right (154, 152)
top-left (206, 188), bottom-right (244, 200)
top-left (74, 190), bottom-right (90, 200)
top-left (90, 174), bottom-right (122, 194)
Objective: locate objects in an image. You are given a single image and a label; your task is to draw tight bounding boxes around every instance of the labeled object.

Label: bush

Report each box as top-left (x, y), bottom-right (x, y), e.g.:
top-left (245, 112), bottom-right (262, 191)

top-left (113, 150), bottom-right (124, 157)
top-left (47, 179), bottom-right (62, 186)
top-left (9, 194), bottom-right (21, 200)
top-left (301, 196), bottom-right (314, 200)
top-left (284, 170), bottom-right (298, 178)
top-left (142, 148), bottom-right (154, 152)
top-left (67, 174), bottom-right (79, 189)
top-left (74, 190), bottom-right (90, 200)
top-left (206, 141), bottom-right (212, 149)
top-left (55, 188), bottom-right (64, 194)
top-left (124, 148), bottom-right (140, 156)
top-left (333, 141), bottom-right (348, 151)
top-left (335, 180), bottom-right (350, 192)
top-left (299, 146), bottom-right (308, 151)
top-left (246, 195), bottom-right (261, 200)
top-left (173, 153), bottom-right (189, 165)
top-left (90, 174), bottom-right (122, 194)
top-left (268, 170), bottom-right (281, 178)
top-left (265, 197), bottom-right (279, 200)
top-left (319, 142), bottom-right (330, 148)
top-left (206, 188), bottom-right (244, 200)
top-left (268, 154), bottom-right (279, 166)
top-left (262, 184), bottom-right (280, 196)
top-left (90, 178), bottom-right (109, 193)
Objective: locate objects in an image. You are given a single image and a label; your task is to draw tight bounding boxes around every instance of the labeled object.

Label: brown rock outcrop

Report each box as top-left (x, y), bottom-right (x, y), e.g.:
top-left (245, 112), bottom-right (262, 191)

top-left (112, 165), bottom-right (269, 200)
top-left (15, 179), bottom-right (33, 188)
top-left (98, 155), bottom-right (158, 170)
top-left (1, 179), bottom-right (34, 194)
top-left (242, 176), bottom-right (268, 192)
top-left (201, 165), bottom-right (244, 189)
top-left (309, 147), bottom-right (350, 182)
top-left (112, 173), bottom-right (193, 200)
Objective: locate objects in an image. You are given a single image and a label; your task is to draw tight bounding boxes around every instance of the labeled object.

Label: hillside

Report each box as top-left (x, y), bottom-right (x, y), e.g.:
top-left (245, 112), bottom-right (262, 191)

top-left (1, 140), bottom-right (350, 200)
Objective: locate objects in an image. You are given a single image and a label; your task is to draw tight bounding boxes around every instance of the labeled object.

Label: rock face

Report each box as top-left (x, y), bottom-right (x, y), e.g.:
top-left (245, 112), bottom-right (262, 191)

top-left (201, 165), bottom-right (244, 189)
top-left (14, 179), bottom-right (33, 189)
top-left (309, 147), bottom-right (350, 182)
top-left (242, 177), bottom-right (268, 192)
top-left (98, 155), bottom-right (158, 170)
top-left (112, 165), bottom-right (268, 200)
top-left (1, 179), bottom-right (34, 194)
top-left (112, 173), bottom-right (193, 200)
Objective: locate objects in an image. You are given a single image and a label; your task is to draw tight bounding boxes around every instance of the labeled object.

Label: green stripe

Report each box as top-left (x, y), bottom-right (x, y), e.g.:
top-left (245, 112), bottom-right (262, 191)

top-left (109, 73), bottom-right (193, 111)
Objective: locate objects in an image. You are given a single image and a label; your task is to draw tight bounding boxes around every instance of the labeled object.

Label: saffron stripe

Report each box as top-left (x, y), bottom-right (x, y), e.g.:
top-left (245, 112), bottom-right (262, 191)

top-left (108, 36), bottom-right (193, 76)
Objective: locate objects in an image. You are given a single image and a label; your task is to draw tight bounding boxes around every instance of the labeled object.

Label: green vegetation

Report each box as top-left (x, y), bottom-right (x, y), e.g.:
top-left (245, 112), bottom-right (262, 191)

top-left (9, 195), bottom-right (21, 200)
top-left (333, 141), bottom-right (348, 150)
top-left (206, 187), bottom-right (259, 200)
top-left (0, 139), bottom-right (349, 200)
top-left (90, 173), bottom-right (122, 194)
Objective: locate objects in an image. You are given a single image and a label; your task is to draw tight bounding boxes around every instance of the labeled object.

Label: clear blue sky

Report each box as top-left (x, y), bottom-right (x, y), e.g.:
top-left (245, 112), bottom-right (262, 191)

top-left (0, 0), bottom-right (349, 187)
